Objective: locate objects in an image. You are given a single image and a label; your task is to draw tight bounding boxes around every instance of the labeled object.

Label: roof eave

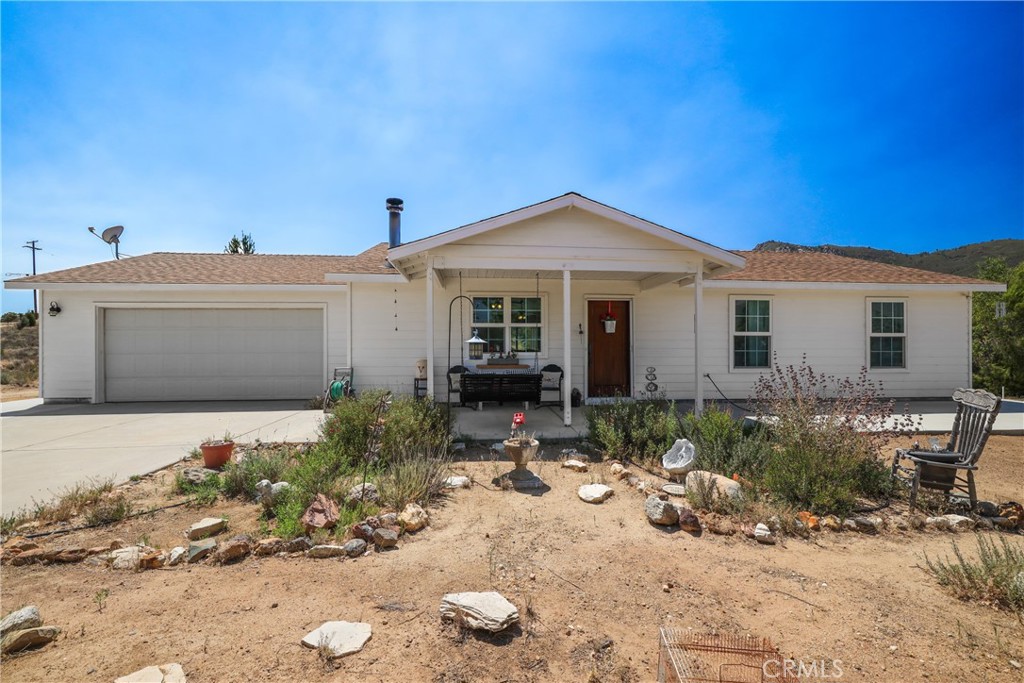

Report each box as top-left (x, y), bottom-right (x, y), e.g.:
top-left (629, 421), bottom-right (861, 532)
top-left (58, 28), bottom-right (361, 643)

top-left (704, 280), bottom-right (1006, 292)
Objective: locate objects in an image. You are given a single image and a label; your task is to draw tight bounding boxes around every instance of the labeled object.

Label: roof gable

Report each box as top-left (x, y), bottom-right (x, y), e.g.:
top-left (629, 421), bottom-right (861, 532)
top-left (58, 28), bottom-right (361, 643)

top-left (387, 192), bottom-right (745, 269)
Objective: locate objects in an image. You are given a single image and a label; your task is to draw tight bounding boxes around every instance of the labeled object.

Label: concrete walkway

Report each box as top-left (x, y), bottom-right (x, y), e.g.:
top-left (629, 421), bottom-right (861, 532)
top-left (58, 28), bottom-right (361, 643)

top-left (1, 399), bottom-right (324, 516)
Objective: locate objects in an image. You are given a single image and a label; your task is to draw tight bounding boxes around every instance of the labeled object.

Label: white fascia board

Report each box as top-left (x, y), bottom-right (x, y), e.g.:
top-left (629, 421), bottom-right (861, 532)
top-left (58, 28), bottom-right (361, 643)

top-left (703, 280), bottom-right (1007, 293)
top-left (323, 273), bottom-right (407, 283)
top-left (4, 282), bottom-right (350, 292)
top-left (387, 194), bottom-right (746, 270)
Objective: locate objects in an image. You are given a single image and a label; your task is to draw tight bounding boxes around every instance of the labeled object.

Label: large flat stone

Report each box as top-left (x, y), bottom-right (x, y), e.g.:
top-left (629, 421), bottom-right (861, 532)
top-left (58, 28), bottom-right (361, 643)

top-left (578, 484), bottom-right (614, 504)
top-left (439, 591), bottom-right (519, 632)
top-left (1, 626), bottom-right (60, 655)
top-left (114, 663), bottom-right (186, 683)
top-left (0, 605), bottom-right (41, 638)
top-left (300, 621), bottom-right (372, 658)
top-left (187, 539), bottom-right (217, 563)
top-left (186, 518), bottom-right (226, 540)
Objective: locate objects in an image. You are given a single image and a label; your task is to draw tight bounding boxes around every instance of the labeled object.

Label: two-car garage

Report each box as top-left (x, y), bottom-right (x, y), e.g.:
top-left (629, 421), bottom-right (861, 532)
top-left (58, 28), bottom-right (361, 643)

top-left (102, 308), bottom-right (325, 402)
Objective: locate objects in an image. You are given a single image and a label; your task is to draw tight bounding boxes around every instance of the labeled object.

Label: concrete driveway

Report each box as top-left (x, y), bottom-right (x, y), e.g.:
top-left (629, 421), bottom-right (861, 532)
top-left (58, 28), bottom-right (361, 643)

top-left (1, 399), bottom-right (324, 516)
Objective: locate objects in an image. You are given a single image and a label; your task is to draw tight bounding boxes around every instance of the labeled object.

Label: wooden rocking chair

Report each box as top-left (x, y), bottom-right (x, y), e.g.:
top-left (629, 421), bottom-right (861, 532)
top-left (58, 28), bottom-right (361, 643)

top-left (891, 388), bottom-right (1001, 511)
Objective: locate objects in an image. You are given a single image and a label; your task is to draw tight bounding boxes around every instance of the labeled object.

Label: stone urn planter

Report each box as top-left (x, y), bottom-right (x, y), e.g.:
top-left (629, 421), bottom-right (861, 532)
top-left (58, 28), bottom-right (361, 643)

top-left (502, 437), bottom-right (539, 481)
top-left (200, 440), bottom-right (234, 469)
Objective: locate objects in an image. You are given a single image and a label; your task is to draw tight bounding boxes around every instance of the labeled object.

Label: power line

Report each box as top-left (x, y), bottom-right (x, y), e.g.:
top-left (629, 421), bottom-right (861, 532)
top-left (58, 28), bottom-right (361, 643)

top-left (22, 240), bottom-right (40, 316)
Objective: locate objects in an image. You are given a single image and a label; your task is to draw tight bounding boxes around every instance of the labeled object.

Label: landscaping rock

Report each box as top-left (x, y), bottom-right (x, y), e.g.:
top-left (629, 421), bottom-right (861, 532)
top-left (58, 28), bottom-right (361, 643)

top-left (578, 484), bottom-right (614, 504)
top-left (796, 511), bottom-right (820, 532)
top-left (645, 495), bottom-right (679, 526)
top-left (254, 480), bottom-right (290, 509)
top-left (212, 536), bottom-right (252, 564)
top-left (754, 523), bottom-right (775, 545)
top-left (609, 463), bottom-right (628, 480)
top-left (140, 551), bottom-right (165, 570)
top-left (0, 606), bottom-right (41, 638)
top-left (849, 516), bottom-right (882, 533)
top-left (308, 545), bottom-right (348, 559)
top-left (675, 506), bottom-right (702, 532)
top-left (181, 468), bottom-right (218, 486)
top-left (301, 494), bottom-right (340, 533)
top-left (372, 528), bottom-right (398, 549)
top-left (997, 502), bottom-right (1024, 529)
top-left (351, 523), bottom-right (376, 542)
top-left (1, 626), bottom-right (60, 655)
top-left (702, 513), bottom-right (737, 535)
top-left (975, 517), bottom-right (995, 531)
top-left (439, 592), bottom-right (519, 632)
top-left (661, 439), bottom-right (696, 476)
top-left (254, 538), bottom-right (284, 556)
top-left (943, 514), bottom-right (975, 532)
top-left (379, 512), bottom-right (399, 527)
top-left (886, 516), bottom-right (911, 532)
top-left (283, 537), bottom-right (313, 553)
top-left (976, 501), bottom-right (999, 517)
top-left (398, 503), bottom-right (429, 532)
top-left (54, 548), bottom-right (89, 563)
top-left (345, 483), bottom-right (379, 507)
top-left (988, 516), bottom-right (1015, 529)
top-left (925, 516), bottom-right (952, 531)
top-left (820, 515), bottom-right (842, 532)
top-left (661, 484), bottom-right (687, 497)
top-left (343, 539), bottom-right (367, 557)
top-left (685, 471), bottom-right (743, 500)
top-left (114, 663), bottom-right (186, 683)
top-left (187, 539), bottom-right (217, 564)
top-left (443, 476), bottom-right (471, 489)
top-left (167, 547), bottom-right (187, 566)
top-left (3, 537), bottom-right (38, 552)
top-left (562, 459), bottom-right (589, 472)
top-left (111, 546), bottom-right (142, 571)
top-left (300, 621), bottom-right (372, 658)
top-left (186, 517), bottom-right (227, 540)
top-left (9, 548), bottom-right (53, 566)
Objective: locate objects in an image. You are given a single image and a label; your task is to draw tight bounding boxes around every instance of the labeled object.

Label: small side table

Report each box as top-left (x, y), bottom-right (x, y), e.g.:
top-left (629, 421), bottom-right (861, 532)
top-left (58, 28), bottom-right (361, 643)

top-left (413, 377), bottom-right (427, 400)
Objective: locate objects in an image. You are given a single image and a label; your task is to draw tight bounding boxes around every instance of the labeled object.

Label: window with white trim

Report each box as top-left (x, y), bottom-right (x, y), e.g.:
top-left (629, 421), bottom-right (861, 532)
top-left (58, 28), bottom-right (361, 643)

top-left (868, 300), bottom-right (906, 368)
top-left (731, 298), bottom-right (771, 369)
top-left (472, 295), bottom-right (543, 354)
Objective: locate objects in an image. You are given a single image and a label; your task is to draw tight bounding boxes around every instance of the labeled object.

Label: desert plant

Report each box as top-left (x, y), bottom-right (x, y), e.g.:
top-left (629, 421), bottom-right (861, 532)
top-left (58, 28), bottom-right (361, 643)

top-left (376, 443), bottom-right (452, 511)
top-left (585, 397), bottom-right (680, 464)
top-left (679, 405), bottom-right (772, 478)
top-left (220, 447), bottom-right (293, 499)
top-left (174, 471), bottom-right (222, 505)
top-left (84, 493), bottom-right (133, 525)
top-left (93, 588), bottom-right (110, 613)
top-left (925, 535), bottom-right (1024, 614)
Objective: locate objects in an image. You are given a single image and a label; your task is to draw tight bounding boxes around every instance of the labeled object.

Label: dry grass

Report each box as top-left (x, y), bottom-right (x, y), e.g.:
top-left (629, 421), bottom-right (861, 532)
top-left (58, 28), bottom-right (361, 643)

top-left (0, 323), bottom-right (38, 387)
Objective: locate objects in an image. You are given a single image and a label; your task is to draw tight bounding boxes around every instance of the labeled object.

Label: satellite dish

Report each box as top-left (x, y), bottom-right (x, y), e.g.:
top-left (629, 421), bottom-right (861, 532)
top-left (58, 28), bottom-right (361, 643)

top-left (88, 225), bottom-right (125, 259)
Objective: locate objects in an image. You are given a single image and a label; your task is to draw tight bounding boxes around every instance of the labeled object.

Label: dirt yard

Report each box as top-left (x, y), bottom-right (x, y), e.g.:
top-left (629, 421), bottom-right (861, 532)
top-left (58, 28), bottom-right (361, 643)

top-left (2, 437), bottom-right (1022, 683)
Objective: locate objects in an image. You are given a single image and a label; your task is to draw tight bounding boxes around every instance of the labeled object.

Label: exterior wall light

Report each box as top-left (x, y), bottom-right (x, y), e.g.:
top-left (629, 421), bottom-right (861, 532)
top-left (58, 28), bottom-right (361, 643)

top-left (48, 301), bottom-right (62, 317)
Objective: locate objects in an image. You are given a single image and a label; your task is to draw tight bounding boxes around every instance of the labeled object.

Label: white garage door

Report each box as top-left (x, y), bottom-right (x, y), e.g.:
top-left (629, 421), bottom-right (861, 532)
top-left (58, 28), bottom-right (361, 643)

top-left (104, 308), bottom-right (324, 401)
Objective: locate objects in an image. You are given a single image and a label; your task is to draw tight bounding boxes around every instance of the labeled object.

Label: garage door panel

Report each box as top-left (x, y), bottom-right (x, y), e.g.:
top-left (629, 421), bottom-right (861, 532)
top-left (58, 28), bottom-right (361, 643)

top-left (104, 308), bottom-right (324, 401)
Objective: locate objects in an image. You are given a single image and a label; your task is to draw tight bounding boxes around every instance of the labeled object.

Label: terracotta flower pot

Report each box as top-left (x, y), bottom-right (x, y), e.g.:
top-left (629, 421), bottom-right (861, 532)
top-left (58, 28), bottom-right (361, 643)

top-left (200, 440), bottom-right (234, 469)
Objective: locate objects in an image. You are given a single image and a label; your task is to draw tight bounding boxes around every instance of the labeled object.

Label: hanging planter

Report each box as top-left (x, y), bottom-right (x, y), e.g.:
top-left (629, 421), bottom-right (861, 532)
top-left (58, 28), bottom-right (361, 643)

top-left (601, 301), bottom-right (617, 333)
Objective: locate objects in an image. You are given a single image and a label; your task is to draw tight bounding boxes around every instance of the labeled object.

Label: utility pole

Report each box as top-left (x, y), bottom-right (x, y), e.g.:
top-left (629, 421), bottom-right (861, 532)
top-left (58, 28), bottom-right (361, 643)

top-left (23, 240), bottom-right (40, 316)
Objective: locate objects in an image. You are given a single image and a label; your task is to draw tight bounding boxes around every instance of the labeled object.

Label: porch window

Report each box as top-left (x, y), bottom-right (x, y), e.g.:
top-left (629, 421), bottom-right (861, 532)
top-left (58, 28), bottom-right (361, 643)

top-left (472, 295), bottom-right (543, 354)
top-left (868, 300), bottom-right (906, 368)
top-left (731, 298), bottom-right (771, 369)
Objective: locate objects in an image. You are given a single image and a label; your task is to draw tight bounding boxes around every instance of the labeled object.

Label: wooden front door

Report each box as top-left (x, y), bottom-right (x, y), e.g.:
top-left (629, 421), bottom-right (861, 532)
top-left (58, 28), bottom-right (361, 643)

top-left (588, 300), bottom-right (631, 397)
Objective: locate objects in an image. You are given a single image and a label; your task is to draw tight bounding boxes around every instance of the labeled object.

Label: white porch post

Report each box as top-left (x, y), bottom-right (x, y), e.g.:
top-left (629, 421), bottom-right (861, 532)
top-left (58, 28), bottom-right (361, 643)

top-left (694, 261), bottom-right (704, 416)
top-left (563, 269), bottom-right (572, 426)
top-left (425, 256), bottom-right (435, 399)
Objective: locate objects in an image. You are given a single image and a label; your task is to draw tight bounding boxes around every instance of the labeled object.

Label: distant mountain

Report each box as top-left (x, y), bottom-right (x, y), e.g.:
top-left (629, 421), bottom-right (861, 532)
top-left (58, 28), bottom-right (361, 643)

top-left (752, 239), bottom-right (1024, 278)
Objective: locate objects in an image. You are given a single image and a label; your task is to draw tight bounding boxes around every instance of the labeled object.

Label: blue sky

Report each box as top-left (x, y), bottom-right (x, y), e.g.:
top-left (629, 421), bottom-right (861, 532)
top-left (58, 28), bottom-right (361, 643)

top-left (2, 2), bottom-right (1021, 312)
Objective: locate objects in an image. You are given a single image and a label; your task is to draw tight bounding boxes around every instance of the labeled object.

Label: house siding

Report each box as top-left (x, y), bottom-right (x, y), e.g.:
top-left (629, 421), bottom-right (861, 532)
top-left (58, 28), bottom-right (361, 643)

top-left (37, 288), bottom-right (348, 402)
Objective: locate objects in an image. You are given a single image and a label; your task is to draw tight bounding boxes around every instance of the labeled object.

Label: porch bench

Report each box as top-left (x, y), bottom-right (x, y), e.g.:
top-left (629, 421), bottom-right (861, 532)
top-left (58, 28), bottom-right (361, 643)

top-left (460, 373), bottom-right (542, 409)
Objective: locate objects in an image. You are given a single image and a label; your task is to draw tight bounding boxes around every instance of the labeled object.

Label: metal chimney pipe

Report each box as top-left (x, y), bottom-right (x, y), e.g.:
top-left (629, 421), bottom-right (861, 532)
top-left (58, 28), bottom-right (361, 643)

top-left (386, 198), bottom-right (404, 248)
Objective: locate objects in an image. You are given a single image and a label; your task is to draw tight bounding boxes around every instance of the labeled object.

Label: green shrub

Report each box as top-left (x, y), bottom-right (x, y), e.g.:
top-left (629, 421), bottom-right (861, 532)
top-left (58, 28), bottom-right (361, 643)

top-left (925, 535), bottom-right (1024, 614)
top-left (678, 405), bottom-right (771, 478)
top-left (0, 312), bottom-right (20, 323)
top-left (585, 398), bottom-right (680, 464)
top-left (761, 445), bottom-right (894, 517)
top-left (85, 493), bottom-right (133, 525)
top-left (270, 487), bottom-right (308, 540)
top-left (221, 447), bottom-right (293, 499)
top-left (174, 471), bottom-right (222, 506)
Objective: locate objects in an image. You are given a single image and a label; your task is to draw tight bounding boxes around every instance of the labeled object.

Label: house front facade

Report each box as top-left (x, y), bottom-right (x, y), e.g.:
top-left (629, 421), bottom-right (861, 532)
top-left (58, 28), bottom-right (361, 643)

top-left (6, 193), bottom-right (1003, 426)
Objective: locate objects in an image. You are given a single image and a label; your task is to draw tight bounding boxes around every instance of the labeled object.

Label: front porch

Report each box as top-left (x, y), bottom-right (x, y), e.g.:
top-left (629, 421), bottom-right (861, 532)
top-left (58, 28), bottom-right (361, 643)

top-left (450, 404), bottom-right (588, 441)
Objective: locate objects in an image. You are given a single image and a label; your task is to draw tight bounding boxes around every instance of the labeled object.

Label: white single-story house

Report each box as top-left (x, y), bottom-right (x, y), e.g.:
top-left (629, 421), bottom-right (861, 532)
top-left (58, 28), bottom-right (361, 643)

top-left (5, 192), bottom-right (1004, 426)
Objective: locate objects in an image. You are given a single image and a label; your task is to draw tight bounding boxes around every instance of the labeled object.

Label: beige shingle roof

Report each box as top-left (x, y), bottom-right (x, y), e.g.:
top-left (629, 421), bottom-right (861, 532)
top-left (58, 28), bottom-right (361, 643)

top-left (712, 251), bottom-right (997, 286)
top-left (6, 243), bottom-right (997, 287)
top-left (8, 243), bottom-right (392, 285)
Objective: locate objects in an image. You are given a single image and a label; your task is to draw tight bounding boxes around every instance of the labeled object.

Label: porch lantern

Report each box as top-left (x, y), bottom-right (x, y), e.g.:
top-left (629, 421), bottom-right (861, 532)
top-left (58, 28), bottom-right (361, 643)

top-left (466, 329), bottom-right (485, 360)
